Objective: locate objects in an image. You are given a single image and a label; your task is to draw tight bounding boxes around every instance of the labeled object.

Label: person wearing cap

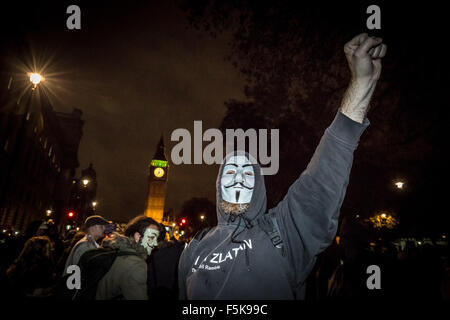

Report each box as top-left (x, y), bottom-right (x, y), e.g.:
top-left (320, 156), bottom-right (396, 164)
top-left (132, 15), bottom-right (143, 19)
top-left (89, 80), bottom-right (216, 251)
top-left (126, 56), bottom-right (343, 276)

top-left (63, 215), bottom-right (110, 275)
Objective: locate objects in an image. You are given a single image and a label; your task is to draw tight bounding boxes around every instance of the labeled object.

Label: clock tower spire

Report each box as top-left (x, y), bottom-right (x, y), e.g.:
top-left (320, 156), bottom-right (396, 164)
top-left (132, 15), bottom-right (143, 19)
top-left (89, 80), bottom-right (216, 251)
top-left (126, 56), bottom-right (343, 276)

top-left (144, 134), bottom-right (169, 222)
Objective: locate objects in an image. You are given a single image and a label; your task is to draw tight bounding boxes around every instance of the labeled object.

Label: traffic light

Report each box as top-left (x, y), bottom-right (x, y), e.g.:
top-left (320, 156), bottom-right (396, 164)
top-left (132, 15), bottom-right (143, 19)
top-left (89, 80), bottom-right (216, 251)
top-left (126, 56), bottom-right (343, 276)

top-left (179, 217), bottom-right (187, 227)
top-left (67, 211), bottom-right (75, 219)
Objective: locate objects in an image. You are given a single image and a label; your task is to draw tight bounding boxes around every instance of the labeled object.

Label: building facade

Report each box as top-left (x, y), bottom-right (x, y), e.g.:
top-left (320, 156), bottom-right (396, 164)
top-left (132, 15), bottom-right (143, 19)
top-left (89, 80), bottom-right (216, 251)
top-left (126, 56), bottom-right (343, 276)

top-left (66, 163), bottom-right (98, 228)
top-left (0, 74), bottom-right (84, 232)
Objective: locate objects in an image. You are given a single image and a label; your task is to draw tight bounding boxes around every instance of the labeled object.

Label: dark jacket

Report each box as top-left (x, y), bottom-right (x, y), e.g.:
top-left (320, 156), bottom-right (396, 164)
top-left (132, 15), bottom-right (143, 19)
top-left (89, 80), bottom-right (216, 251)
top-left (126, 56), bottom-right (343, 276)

top-left (95, 233), bottom-right (148, 300)
top-left (178, 111), bottom-right (369, 299)
top-left (147, 239), bottom-right (185, 299)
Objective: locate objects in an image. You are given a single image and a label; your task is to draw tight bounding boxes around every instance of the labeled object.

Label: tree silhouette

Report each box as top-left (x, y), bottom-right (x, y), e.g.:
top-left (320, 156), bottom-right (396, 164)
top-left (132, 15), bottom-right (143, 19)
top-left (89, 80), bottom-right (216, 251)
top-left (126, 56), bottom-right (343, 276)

top-left (181, 1), bottom-right (447, 235)
top-left (179, 197), bottom-right (217, 236)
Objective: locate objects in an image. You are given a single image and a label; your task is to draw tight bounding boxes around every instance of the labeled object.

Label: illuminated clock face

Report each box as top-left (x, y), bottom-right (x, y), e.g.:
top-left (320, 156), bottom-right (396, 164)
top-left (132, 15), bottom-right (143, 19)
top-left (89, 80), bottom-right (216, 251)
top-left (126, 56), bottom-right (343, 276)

top-left (154, 167), bottom-right (165, 178)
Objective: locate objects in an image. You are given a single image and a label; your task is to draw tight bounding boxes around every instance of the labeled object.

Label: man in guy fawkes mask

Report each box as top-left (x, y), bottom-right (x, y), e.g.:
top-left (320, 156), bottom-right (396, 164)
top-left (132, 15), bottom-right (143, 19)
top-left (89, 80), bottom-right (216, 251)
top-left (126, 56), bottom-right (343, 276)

top-left (95, 216), bottom-right (161, 300)
top-left (178, 33), bottom-right (387, 300)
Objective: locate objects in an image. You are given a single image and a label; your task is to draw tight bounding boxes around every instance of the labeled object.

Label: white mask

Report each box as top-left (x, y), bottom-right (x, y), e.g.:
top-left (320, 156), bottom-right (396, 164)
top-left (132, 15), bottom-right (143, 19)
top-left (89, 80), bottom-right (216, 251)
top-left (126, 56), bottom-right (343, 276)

top-left (221, 155), bottom-right (255, 204)
top-left (141, 228), bottom-right (159, 255)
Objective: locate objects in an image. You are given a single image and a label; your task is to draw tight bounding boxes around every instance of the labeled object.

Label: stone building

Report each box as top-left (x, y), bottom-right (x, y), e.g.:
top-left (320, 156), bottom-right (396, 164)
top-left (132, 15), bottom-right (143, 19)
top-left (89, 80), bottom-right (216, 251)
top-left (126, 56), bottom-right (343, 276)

top-left (0, 73), bottom-right (84, 232)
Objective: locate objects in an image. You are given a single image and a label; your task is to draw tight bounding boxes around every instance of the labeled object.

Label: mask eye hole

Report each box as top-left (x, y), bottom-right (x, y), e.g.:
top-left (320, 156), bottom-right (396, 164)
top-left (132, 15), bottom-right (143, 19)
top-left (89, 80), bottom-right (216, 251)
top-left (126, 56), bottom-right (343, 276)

top-left (225, 170), bottom-right (236, 174)
top-left (244, 171), bottom-right (254, 176)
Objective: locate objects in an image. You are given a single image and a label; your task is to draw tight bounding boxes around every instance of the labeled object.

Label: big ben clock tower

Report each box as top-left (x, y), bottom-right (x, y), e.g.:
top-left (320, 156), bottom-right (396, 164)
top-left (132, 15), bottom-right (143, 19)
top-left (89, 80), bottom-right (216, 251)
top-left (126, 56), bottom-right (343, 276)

top-left (144, 135), bottom-right (169, 223)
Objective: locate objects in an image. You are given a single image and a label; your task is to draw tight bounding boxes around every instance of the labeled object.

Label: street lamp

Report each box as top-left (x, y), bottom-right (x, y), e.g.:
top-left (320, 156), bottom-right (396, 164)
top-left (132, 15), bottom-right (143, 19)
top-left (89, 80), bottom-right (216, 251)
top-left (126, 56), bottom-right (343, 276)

top-left (46, 209), bottom-right (52, 216)
top-left (394, 181), bottom-right (404, 189)
top-left (92, 201), bottom-right (97, 208)
top-left (200, 214), bottom-right (205, 221)
top-left (28, 73), bottom-right (44, 89)
top-left (82, 179), bottom-right (90, 187)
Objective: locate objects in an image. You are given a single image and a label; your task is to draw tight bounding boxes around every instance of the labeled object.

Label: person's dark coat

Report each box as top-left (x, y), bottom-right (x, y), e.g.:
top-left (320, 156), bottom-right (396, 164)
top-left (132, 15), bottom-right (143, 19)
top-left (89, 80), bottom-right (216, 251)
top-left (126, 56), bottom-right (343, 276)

top-left (95, 233), bottom-right (148, 300)
top-left (147, 239), bottom-right (185, 299)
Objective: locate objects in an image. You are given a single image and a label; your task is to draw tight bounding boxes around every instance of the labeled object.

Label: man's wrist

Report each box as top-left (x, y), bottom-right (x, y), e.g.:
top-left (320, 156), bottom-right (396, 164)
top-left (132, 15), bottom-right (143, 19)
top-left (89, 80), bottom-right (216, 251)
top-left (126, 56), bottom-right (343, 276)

top-left (340, 78), bottom-right (377, 123)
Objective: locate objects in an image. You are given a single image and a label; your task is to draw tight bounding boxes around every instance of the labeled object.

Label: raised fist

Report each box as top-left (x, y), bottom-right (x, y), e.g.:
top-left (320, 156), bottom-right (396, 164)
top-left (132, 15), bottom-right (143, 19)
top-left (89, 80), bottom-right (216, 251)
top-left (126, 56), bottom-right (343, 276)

top-left (344, 33), bottom-right (387, 82)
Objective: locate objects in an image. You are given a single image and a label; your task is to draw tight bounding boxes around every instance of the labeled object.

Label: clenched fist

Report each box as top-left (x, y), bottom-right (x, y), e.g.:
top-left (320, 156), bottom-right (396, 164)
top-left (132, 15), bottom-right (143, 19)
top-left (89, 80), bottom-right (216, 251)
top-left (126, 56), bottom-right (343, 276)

top-left (344, 33), bottom-right (387, 82)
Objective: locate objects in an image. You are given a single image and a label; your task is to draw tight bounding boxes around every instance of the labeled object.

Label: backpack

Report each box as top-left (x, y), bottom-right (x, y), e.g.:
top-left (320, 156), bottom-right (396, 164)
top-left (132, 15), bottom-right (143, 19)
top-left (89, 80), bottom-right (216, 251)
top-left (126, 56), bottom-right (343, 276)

top-left (73, 247), bottom-right (138, 300)
top-left (194, 212), bottom-right (284, 255)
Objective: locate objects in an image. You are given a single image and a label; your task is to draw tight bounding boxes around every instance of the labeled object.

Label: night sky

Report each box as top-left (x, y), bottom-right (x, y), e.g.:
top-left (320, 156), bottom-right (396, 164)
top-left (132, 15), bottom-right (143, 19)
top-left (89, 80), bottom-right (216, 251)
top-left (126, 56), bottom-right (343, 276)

top-left (2, 1), bottom-right (248, 222)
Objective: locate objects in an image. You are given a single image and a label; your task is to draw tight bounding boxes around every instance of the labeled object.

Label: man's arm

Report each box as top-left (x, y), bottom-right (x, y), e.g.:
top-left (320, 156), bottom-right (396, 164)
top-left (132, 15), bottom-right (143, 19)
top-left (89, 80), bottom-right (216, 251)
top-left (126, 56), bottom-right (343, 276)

top-left (271, 33), bottom-right (387, 288)
top-left (340, 33), bottom-right (387, 123)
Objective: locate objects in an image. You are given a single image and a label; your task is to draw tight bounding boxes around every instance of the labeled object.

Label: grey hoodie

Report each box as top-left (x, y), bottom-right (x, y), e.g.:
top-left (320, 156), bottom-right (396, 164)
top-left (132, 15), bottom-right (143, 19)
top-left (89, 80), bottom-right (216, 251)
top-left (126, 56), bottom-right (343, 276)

top-left (178, 111), bottom-right (370, 299)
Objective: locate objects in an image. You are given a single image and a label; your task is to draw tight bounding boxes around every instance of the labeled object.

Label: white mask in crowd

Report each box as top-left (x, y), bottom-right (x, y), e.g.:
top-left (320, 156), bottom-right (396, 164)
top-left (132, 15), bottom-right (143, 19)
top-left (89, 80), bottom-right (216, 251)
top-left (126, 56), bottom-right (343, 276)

top-left (141, 228), bottom-right (159, 255)
top-left (221, 155), bottom-right (255, 204)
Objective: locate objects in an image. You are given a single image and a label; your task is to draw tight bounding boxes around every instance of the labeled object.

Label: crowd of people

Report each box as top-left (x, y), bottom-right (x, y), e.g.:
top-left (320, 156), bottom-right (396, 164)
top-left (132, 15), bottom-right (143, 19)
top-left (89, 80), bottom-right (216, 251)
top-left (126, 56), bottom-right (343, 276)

top-left (305, 218), bottom-right (450, 301)
top-left (0, 213), bottom-right (448, 300)
top-left (0, 214), bottom-right (185, 300)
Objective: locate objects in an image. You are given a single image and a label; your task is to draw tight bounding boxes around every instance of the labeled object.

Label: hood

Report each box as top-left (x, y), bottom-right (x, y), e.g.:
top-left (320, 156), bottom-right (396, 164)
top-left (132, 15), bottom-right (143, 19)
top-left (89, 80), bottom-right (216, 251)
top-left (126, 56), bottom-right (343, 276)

top-left (216, 152), bottom-right (267, 225)
top-left (101, 232), bottom-right (147, 260)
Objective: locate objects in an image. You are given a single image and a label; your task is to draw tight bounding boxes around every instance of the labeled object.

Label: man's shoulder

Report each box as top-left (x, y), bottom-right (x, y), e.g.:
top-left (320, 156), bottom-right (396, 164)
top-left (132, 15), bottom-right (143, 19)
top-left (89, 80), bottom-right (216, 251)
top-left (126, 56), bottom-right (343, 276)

top-left (113, 253), bottom-right (147, 274)
top-left (193, 226), bottom-right (214, 242)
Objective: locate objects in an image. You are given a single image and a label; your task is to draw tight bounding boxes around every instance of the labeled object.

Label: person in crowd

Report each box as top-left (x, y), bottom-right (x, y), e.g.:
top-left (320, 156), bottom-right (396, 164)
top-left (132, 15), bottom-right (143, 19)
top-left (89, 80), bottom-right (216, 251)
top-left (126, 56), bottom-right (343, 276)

top-left (63, 215), bottom-right (109, 275)
top-left (56, 231), bottom-right (86, 277)
top-left (147, 226), bottom-right (185, 299)
top-left (178, 33), bottom-right (387, 299)
top-left (94, 215), bottom-right (160, 300)
top-left (36, 220), bottom-right (64, 265)
top-left (6, 236), bottom-right (56, 299)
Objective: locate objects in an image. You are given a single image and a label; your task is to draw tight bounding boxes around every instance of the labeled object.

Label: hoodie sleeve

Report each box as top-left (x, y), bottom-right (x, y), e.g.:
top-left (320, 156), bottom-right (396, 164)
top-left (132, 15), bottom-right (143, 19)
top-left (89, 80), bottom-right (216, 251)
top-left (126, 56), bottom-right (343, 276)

top-left (272, 110), bottom-right (369, 287)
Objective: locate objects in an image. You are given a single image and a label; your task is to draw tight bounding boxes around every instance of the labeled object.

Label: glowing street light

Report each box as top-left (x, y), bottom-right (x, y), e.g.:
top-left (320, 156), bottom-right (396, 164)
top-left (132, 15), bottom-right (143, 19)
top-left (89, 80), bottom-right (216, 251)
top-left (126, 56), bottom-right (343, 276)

top-left (82, 179), bottom-right (90, 187)
top-left (29, 73), bottom-right (41, 84)
top-left (46, 209), bottom-right (52, 216)
top-left (395, 181), bottom-right (404, 189)
top-left (370, 212), bottom-right (399, 229)
top-left (200, 214), bottom-right (205, 221)
top-left (29, 73), bottom-right (43, 85)
top-left (92, 201), bottom-right (97, 208)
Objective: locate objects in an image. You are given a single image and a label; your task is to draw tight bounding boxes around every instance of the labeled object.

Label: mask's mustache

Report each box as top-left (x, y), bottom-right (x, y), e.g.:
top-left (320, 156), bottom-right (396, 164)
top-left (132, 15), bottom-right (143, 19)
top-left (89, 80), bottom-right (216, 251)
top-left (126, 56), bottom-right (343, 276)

top-left (224, 181), bottom-right (254, 190)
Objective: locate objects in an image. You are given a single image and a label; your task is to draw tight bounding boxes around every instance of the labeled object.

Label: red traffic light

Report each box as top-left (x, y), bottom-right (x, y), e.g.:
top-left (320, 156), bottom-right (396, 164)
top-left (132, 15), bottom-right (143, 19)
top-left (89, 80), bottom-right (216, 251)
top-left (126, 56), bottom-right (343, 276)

top-left (67, 211), bottom-right (75, 218)
top-left (179, 218), bottom-right (187, 226)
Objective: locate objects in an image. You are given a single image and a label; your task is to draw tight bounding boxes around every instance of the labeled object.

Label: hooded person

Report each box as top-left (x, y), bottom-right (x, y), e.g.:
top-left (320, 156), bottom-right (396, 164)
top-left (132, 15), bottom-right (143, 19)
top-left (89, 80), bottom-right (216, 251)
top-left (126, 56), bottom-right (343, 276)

top-left (178, 32), bottom-right (387, 300)
top-left (178, 113), bottom-right (369, 299)
top-left (94, 215), bottom-right (161, 300)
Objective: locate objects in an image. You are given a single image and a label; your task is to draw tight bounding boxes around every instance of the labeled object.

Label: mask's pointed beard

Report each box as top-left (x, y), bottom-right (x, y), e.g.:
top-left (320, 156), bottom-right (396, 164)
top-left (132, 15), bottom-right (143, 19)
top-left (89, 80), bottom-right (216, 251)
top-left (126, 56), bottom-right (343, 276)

top-left (220, 200), bottom-right (250, 216)
top-left (235, 190), bottom-right (240, 202)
